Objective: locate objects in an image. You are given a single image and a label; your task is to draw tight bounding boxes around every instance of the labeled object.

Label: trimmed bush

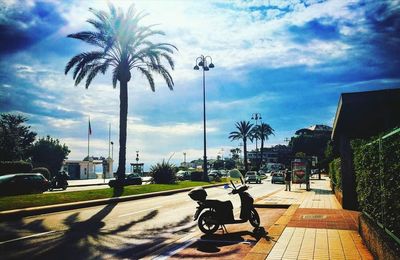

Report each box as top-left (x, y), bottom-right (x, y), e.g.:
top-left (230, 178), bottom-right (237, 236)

top-left (328, 158), bottom-right (341, 189)
top-left (32, 167), bottom-right (51, 180)
top-left (0, 161), bottom-right (33, 175)
top-left (150, 161), bottom-right (176, 184)
top-left (190, 171), bottom-right (203, 181)
top-left (352, 127), bottom-right (400, 238)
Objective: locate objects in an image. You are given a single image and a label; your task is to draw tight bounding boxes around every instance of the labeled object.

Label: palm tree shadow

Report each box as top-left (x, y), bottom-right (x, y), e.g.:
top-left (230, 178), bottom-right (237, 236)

top-left (112, 186), bottom-right (124, 197)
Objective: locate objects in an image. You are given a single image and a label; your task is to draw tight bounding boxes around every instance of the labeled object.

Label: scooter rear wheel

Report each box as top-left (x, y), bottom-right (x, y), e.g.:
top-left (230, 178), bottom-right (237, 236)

top-left (249, 208), bottom-right (260, 227)
top-left (198, 210), bottom-right (219, 235)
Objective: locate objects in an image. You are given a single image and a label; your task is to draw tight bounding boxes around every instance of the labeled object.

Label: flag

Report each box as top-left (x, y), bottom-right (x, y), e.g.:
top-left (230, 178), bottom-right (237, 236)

top-left (89, 119), bottom-right (92, 135)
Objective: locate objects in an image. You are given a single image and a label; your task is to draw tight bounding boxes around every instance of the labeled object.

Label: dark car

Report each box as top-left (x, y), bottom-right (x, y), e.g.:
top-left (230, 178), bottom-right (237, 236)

top-left (176, 170), bottom-right (191, 181)
top-left (0, 173), bottom-right (50, 196)
top-left (108, 173), bottom-right (142, 187)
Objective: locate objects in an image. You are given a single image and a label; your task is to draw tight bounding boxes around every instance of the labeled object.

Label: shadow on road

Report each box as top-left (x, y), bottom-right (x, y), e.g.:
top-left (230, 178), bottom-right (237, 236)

top-left (0, 204), bottom-right (198, 259)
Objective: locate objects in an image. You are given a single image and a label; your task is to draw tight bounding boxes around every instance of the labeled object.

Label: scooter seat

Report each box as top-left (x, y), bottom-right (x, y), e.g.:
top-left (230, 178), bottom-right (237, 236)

top-left (204, 199), bottom-right (233, 209)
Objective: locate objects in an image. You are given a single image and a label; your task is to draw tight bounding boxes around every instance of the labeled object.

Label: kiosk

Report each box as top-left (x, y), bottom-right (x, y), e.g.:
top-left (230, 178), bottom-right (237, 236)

top-left (291, 158), bottom-right (311, 191)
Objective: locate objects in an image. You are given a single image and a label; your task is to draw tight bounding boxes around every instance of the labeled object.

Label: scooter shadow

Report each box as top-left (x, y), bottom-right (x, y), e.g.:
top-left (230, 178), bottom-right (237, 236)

top-left (197, 227), bottom-right (269, 253)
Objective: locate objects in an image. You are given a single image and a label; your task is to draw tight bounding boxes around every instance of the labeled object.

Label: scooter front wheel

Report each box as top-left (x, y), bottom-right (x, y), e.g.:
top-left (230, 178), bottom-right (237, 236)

top-left (249, 208), bottom-right (260, 228)
top-left (198, 210), bottom-right (219, 235)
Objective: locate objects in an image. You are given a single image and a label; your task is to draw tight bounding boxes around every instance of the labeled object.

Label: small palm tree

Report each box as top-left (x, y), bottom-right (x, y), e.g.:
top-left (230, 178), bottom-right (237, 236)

top-left (252, 123), bottom-right (274, 170)
top-left (229, 121), bottom-right (254, 171)
top-left (65, 4), bottom-right (177, 181)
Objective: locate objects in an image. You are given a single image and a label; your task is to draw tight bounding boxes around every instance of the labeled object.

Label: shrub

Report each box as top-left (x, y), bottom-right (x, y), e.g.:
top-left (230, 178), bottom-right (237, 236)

top-left (190, 171), bottom-right (203, 181)
top-left (150, 161), bottom-right (176, 184)
top-left (32, 167), bottom-right (51, 180)
top-left (0, 161), bottom-right (33, 175)
top-left (352, 127), bottom-right (400, 238)
top-left (328, 158), bottom-right (341, 189)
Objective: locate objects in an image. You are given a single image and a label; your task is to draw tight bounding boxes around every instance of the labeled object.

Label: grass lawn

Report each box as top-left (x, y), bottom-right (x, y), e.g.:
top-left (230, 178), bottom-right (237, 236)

top-left (0, 181), bottom-right (213, 212)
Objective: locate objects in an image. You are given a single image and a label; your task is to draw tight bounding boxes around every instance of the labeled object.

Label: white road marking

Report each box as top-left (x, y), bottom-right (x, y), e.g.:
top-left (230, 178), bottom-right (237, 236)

top-left (118, 206), bottom-right (162, 218)
top-left (153, 239), bottom-right (195, 260)
top-left (0, 231), bottom-right (57, 245)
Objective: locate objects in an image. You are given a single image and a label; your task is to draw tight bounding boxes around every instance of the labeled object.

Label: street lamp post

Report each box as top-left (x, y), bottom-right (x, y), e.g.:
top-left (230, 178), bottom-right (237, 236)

top-left (194, 55), bottom-right (215, 182)
top-left (110, 141), bottom-right (114, 160)
top-left (251, 113), bottom-right (262, 151)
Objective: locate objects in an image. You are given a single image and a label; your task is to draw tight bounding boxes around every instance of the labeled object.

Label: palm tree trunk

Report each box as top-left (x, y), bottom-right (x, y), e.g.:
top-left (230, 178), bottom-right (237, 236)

top-left (259, 139), bottom-right (264, 171)
top-left (116, 79), bottom-right (128, 180)
top-left (243, 139), bottom-right (248, 171)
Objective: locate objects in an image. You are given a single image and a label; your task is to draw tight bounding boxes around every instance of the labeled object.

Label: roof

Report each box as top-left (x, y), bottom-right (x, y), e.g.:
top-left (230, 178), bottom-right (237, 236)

top-left (295, 125), bottom-right (332, 135)
top-left (332, 88), bottom-right (400, 140)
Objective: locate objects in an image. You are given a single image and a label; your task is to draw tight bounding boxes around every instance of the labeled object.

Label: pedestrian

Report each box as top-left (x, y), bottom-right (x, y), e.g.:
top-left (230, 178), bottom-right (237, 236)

top-left (285, 169), bottom-right (291, 191)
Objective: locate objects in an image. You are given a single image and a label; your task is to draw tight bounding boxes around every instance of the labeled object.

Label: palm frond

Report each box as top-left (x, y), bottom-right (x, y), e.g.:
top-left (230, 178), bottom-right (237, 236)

top-left (137, 67), bottom-right (155, 92)
top-left (112, 68), bottom-right (118, 88)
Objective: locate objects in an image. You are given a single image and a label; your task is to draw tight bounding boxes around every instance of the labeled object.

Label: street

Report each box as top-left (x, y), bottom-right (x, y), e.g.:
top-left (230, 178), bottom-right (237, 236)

top-left (0, 180), bottom-right (283, 259)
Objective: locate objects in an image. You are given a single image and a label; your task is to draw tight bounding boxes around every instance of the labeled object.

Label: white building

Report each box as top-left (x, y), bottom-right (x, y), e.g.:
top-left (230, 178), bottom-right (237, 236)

top-left (63, 157), bottom-right (113, 179)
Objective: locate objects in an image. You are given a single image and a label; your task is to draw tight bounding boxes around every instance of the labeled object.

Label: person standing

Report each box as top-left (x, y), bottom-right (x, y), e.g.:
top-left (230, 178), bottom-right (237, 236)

top-left (285, 169), bottom-right (291, 191)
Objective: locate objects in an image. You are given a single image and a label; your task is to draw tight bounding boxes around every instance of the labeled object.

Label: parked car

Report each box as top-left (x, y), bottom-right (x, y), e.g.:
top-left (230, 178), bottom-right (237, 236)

top-left (108, 173), bottom-right (142, 187)
top-left (219, 170), bottom-right (229, 177)
top-left (176, 170), bottom-right (191, 181)
top-left (245, 171), bottom-right (262, 184)
top-left (208, 170), bottom-right (222, 181)
top-left (271, 172), bottom-right (285, 184)
top-left (0, 173), bottom-right (50, 196)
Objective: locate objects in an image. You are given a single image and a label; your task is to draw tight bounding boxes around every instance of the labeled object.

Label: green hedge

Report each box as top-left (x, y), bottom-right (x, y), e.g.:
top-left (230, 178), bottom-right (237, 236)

top-left (328, 158), bottom-right (341, 189)
top-left (0, 161), bottom-right (33, 175)
top-left (352, 128), bottom-right (400, 238)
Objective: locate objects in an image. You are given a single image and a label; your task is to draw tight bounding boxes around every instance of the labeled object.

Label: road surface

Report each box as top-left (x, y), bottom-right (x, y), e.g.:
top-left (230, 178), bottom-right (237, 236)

top-left (0, 180), bottom-right (283, 259)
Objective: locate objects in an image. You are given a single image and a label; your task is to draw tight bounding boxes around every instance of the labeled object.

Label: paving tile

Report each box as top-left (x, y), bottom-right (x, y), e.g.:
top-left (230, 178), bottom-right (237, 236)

top-left (297, 228), bottom-right (316, 260)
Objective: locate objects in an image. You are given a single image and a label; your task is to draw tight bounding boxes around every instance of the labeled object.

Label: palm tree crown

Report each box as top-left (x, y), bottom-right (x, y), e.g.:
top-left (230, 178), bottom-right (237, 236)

top-left (252, 122), bottom-right (275, 170)
top-left (65, 4), bottom-right (177, 180)
top-left (65, 4), bottom-right (176, 89)
top-left (229, 121), bottom-right (254, 171)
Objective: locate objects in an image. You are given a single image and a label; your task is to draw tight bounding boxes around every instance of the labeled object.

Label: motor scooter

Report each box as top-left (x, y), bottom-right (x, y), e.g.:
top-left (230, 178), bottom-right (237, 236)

top-left (49, 176), bottom-right (68, 191)
top-left (188, 178), bottom-right (260, 235)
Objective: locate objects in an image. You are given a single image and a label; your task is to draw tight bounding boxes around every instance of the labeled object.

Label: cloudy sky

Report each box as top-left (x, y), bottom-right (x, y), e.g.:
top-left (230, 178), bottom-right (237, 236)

top-left (1, 0), bottom-right (399, 170)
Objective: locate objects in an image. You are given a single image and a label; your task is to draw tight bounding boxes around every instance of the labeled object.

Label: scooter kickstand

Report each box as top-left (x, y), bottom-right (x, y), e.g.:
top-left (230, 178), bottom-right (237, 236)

top-left (220, 224), bottom-right (228, 234)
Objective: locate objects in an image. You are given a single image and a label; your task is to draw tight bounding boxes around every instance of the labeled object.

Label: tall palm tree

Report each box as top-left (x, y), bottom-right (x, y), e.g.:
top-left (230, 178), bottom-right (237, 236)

top-left (229, 121), bottom-right (254, 171)
top-left (252, 122), bottom-right (275, 170)
top-left (65, 4), bottom-right (177, 182)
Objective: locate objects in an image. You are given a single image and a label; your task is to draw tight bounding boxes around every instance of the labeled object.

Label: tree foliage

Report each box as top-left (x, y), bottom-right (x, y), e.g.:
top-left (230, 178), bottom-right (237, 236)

top-left (29, 136), bottom-right (70, 177)
top-left (290, 134), bottom-right (331, 158)
top-left (251, 122), bottom-right (274, 170)
top-left (0, 113), bottom-right (36, 161)
top-left (212, 159), bottom-right (224, 170)
top-left (65, 3), bottom-right (177, 180)
top-left (229, 121), bottom-right (254, 171)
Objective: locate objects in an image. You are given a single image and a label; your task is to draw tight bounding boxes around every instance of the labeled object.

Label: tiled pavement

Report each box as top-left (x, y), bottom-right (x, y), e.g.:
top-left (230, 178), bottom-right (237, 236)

top-left (163, 178), bottom-right (373, 259)
top-left (247, 178), bottom-right (374, 260)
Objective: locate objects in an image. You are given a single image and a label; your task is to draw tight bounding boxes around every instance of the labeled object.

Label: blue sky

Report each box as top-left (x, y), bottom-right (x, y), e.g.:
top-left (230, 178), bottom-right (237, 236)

top-left (1, 0), bottom-right (399, 170)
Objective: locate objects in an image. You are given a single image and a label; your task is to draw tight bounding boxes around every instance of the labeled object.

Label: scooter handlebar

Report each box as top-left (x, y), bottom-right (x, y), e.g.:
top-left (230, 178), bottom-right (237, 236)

top-left (230, 180), bottom-right (237, 189)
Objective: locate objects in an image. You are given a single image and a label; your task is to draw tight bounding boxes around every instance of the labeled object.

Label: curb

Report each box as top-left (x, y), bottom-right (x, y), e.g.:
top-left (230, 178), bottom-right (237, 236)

top-left (0, 183), bottom-right (227, 220)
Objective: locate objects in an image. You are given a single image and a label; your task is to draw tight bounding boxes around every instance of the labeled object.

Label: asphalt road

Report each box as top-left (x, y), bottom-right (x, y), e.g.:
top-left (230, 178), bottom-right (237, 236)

top-left (0, 180), bottom-right (283, 259)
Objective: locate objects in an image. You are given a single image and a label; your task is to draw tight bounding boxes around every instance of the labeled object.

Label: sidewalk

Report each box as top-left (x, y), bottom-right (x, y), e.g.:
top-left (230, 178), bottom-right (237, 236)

top-left (246, 178), bottom-right (373, 259)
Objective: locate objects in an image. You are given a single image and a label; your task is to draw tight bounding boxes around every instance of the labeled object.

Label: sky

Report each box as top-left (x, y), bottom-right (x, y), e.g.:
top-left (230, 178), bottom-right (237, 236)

top-left (0, 0), bottom-right (399, 171)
